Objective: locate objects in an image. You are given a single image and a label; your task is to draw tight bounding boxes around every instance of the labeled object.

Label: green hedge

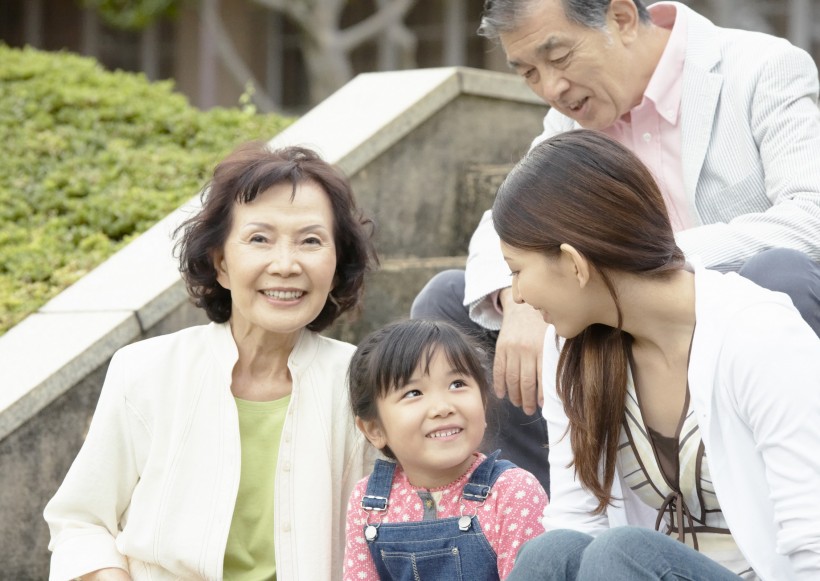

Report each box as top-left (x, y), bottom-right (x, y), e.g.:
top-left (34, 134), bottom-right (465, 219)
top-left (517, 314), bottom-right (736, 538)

top-left (0, 45), bottom-right (293, 335)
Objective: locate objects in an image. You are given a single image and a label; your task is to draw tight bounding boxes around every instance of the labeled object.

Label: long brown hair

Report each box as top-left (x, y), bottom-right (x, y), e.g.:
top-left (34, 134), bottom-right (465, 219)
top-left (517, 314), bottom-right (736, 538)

top-left (493, 129), bottom-right (685, 512)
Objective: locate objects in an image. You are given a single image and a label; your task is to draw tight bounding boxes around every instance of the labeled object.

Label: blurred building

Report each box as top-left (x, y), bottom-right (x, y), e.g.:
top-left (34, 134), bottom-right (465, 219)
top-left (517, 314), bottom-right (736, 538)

top-left (1, 0), bottom-right (818, 114)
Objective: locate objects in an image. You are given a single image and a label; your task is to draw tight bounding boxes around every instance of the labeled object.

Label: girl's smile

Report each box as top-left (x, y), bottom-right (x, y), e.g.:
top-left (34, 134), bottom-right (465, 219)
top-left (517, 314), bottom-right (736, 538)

top-left (358, 349), bottom-right (486, 489)
top-left (426, 426), bottom-right (463, 439)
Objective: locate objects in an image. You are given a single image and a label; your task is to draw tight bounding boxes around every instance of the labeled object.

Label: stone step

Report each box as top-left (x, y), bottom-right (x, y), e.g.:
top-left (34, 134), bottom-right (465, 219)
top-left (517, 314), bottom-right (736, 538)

top-left (328, 255), bottom-right (467, 344)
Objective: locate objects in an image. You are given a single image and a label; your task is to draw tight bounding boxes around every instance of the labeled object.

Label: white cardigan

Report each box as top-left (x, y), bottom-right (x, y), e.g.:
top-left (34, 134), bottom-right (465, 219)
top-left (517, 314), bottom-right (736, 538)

top-left (465, 2), bottom-right (820, 329)
top-left (541, 267), bottom-right (820, 580)
top-left (44, 322), bottom-right (375, 581)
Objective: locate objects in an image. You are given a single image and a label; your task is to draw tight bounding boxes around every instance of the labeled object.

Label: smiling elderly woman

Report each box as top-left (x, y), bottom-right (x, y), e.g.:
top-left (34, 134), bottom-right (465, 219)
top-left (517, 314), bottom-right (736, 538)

top-left (44, 142), bottom-right (379, 581)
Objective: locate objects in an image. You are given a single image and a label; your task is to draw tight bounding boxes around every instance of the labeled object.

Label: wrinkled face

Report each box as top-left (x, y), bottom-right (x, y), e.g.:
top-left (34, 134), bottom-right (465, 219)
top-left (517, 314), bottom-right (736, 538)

top-left (214, 180), bottom-right (337, 340)
top-left (501, 241), bottom-right (590, 339)
top-left (501, 0), bottom-right (638, 130)
top-left (359, 349), bottom-right (487, 489)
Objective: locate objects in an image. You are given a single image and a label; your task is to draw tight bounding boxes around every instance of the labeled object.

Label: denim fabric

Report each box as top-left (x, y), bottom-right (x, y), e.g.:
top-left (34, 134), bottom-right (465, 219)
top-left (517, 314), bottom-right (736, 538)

top-left (508, 528), bottom-right (743, 580)
top-left (362, 451), bottom-right (513, 581)
top-left (410, 269), bottom-right (551, 494)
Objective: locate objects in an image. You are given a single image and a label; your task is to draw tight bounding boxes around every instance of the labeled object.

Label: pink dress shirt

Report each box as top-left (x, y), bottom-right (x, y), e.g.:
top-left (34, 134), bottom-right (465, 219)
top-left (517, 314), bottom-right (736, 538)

top-left (603, 3), bottom-right (694, 231)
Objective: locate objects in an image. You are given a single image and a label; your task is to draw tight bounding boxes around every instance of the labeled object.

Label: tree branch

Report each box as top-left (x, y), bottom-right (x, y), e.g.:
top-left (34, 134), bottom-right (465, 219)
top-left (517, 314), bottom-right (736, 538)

top-left (339, 0), bottom-right (416, 51)
top-left (201, 0), bottom-right (278, 112)
top-left (250, 0), bottom-right (324, 30)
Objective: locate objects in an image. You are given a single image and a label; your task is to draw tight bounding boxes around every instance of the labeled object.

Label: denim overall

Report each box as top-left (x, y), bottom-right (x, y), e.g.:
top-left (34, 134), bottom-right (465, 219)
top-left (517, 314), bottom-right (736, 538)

top-left (361, 450), bottom-right (514, 581)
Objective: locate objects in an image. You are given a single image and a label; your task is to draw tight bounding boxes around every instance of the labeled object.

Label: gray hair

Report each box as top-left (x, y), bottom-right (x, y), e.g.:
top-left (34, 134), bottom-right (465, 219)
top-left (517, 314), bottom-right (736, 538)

top-left (478, 0), bottom-right (650, 39)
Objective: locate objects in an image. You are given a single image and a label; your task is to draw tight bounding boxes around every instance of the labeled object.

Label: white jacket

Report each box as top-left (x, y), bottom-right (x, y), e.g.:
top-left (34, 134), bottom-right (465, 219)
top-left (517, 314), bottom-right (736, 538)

top-left (541, 267), bottom-right (820, 580)
top-left (44, 322), bottom-right (375, 581)
top-left (465, 2), bottom-right (820, 329)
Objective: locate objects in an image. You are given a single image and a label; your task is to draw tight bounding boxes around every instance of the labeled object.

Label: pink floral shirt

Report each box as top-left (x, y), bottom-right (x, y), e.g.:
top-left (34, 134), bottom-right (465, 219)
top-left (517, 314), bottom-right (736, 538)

top-left (343, 453), bottom-right (549, 580)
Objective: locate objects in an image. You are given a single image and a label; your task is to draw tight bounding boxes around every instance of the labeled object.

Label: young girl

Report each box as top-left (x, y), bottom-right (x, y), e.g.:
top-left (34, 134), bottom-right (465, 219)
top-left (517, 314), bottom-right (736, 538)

top-left (344, 319), bottom-right (548, 580)
top-left (494, 130), bottom-right (820, 580)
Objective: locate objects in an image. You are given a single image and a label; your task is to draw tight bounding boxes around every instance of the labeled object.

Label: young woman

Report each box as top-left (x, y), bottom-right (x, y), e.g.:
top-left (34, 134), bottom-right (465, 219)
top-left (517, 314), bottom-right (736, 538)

top-left (494, 130), bottom-right (820, 581)
top-left (44, 143), bottom-right (378, 580)
top-left (344, 319), bottom-right (548, 580)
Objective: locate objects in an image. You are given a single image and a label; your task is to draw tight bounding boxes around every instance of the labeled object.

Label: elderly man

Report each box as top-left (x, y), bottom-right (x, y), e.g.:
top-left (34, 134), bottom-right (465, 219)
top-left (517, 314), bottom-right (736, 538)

top-left (411, 0), bottom-right (820, 489)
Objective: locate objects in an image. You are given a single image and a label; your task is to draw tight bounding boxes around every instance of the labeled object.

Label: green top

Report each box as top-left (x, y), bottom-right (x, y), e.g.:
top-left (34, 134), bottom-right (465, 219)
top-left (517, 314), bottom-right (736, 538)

top-left (223, 395), bottom-right (291, 581)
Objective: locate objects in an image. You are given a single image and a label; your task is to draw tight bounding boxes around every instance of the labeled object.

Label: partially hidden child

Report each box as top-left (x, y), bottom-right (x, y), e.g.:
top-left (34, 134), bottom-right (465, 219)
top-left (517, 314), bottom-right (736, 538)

top-left (343, 319), bottom-right (549, 580)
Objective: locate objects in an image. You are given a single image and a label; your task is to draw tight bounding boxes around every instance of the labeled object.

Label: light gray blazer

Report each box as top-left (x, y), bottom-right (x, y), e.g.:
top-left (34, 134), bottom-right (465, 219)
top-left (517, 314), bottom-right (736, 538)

top-left (464, 2), bottom-right (820, 327)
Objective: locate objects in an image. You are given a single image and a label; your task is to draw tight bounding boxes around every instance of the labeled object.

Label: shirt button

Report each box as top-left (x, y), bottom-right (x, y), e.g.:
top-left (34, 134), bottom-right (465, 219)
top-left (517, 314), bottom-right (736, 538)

top-left (282, 460), bottom-right (291, 471)
top-left (282, 521), bottom-right (291, 532)
top-left (643, 132), bottom-right (652, 142)
top-left (283, 431), bottom-right (291, 443)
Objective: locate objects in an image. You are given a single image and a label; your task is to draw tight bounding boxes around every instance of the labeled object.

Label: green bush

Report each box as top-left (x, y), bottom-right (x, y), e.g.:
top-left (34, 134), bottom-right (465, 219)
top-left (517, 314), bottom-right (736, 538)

top-left (0, 45), bottom-right (293, 335)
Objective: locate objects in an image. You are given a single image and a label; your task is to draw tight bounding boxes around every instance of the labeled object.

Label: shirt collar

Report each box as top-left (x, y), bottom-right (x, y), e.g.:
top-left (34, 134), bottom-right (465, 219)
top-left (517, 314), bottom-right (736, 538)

top-left (214, 321), bottom-right (316, 379)
top-left (637, 2), bottom-right (687, 125)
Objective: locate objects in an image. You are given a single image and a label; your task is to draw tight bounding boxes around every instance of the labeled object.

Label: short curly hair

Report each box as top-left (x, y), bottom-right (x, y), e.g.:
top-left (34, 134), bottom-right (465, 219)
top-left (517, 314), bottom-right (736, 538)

top-left (174, 141), bottom-right (377, 332)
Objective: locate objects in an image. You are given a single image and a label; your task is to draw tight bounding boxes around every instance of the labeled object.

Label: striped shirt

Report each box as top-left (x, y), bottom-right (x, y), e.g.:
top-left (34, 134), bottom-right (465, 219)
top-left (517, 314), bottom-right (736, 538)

top-left (618, 368), bottom-right (758, 579)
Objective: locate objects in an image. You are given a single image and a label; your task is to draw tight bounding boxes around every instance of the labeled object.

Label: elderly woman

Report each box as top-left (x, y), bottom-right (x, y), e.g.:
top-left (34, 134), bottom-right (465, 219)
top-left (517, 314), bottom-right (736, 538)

top-left (44, 143), bottom-right (378, 580)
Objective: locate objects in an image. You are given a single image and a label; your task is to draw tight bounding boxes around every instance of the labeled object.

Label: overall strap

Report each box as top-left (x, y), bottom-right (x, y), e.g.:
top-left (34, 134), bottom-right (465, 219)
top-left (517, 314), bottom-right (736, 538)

top-left (462, 450), bottom-right (515, 502)
top-left (361, 459), bottom-right (397, 511)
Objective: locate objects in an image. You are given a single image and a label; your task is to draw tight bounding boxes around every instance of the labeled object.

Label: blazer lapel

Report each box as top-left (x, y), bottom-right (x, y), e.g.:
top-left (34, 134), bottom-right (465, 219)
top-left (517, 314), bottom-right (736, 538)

top-left (679, 5), bottom-right (723, 207)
